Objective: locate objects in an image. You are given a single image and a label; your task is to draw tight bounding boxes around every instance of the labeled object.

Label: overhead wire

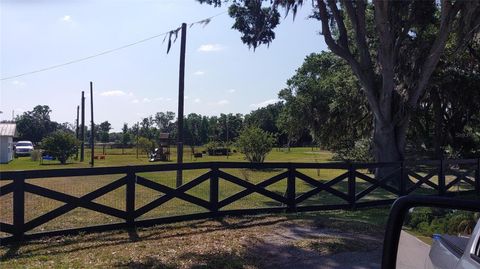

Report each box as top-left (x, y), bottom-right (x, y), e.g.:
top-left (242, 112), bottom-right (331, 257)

top-left (0, 11), bottom-right (227, 81)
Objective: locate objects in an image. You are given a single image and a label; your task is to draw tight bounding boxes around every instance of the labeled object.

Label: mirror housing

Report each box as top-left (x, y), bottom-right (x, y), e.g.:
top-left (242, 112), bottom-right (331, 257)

top-left (381, 195), bottom-right (480, 269)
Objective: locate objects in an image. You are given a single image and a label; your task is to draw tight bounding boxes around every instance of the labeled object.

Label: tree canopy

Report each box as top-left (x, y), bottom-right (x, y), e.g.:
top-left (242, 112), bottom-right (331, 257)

top-left (198, 0), bottom-right (480, 167)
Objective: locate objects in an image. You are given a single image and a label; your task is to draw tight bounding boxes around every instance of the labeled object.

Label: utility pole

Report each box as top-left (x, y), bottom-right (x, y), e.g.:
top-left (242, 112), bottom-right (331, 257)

top-left (176, 23), bottom-right (187, 188)
top-left (80, 91), bottom-right (85, 162)
top-left (75, 105), bottom-right (79, 160)
top-left (90, 82), bottom-right (95, 167)
top-left (136, 121), bottom-right (139, 159)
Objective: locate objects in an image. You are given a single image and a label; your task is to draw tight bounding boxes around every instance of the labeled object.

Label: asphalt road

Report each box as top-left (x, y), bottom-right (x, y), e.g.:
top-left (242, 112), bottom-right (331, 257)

top-left (397, 231), bottom-right (434, 269)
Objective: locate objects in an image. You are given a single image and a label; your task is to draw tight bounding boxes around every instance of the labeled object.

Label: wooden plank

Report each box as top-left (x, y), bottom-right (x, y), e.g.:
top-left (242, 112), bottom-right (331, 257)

top-left (24, 183), bottom-right (126, 220)
top-left (218, 171), bottom-right (288, 209)
top-left (210, 168), bottom-right (219, 212)
top-left (217, 170), bottom-right (288, 204)
top-left (0, 182), bottom-right (14, 196)
top-left (443, 159), bottom-right (477, 165)
top-left (294, 171), bottom-right (349, 203)
top-left (13, 178), bottom-right (24, 239)
top-left (286, 166), bottom-right (296, 211)
top-left (0, 222), bottom-right (14, 234)
top-left (24, 176), bottom-right (127, 231)
top-left (126, 172), bottom-right (136, 225)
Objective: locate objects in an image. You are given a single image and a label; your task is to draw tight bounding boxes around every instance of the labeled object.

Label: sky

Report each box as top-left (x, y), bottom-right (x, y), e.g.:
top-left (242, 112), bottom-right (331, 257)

top-left (0, 0), bottom-right (327, 131)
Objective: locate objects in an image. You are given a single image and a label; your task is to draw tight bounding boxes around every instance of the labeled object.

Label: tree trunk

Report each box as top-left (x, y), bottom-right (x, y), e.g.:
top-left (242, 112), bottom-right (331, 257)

top-left (373, 116), bottom-right (409, 188)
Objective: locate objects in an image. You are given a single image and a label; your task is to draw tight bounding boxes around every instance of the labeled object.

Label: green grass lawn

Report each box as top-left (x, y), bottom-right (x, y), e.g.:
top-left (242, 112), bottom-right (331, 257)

top-left (0, 146), bottom-right (332, 171)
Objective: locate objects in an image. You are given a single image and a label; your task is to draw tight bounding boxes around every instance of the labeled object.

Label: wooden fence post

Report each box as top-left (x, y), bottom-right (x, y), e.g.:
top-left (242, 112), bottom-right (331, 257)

top-left (438, 159), bottom-right (446, 195)
top-left (126, 171), bottom-right (136, 225)
top-left (348, 163), bottom-right (356, 209)
top-left (476, 158), bottom-right (480, 196)
top-left (399, 161), bottom-right (406, 196)
top-left (286, 165), bottom-right (296, 212)
top-left (13, 177), bottom-right (25, 240)
top-left (210, 166), bottom-right (219, 213)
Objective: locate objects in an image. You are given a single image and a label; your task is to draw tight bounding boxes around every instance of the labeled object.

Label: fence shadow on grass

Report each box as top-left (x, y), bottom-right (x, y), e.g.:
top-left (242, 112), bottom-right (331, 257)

top-left (0, 215), bottom-right (289, 262)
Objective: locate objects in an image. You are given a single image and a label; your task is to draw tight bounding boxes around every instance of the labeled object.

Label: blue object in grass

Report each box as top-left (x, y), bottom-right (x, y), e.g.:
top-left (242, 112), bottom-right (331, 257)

top-left (42, 155), bottom-right (54, 160)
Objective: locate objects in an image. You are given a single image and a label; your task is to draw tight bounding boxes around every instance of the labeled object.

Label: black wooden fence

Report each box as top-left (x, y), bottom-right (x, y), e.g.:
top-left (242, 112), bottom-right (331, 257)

top-left (1, 159), bottom-right (479, 245)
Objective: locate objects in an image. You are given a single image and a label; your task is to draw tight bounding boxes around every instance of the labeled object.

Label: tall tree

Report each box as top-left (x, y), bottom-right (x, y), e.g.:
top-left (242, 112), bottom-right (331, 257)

top-left (198, 0), bottom-right (480, 173)
top-left (97, 121), bottom-right (112, 143)
top-left (278, 52), bottom-right (370, 152)
top-left (154, 111), bottom-right (176, 133)
top-left (16, 105), bottom-right (56, 143)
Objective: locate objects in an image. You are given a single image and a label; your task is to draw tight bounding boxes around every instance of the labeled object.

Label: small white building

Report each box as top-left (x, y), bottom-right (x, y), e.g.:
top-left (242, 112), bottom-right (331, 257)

top-left (0, 123), bottom-right (17, 164)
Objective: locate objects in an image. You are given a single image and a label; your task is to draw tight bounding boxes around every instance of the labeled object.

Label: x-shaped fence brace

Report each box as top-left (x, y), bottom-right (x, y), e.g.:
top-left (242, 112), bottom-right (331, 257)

top-left (294, 171), bottom-right (349, 204)
top-left (406, 171), bottom-right (438, 193)
top-left (217, 170), bottom-right (288, 209)
top-left (445, 169), bottom-right (476, 191)
top-left (134, 172), bottom-right (212, 218)
top-left (354, 169), bottom-right (401, 200)
top-left (217, 170), bottom-right (288, 206)
top-left (0, 176), bottom-right (128, 235)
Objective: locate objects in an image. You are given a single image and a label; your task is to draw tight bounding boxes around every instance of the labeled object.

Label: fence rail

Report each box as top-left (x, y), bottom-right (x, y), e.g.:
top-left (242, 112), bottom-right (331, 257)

top-left (1, 159), bottom-right (479, 245)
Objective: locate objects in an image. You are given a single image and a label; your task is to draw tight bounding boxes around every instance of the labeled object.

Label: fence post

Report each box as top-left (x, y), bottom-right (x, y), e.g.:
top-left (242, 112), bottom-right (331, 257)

top-left (438, 159), bottom-right (446, 195)
top-left (476, 158), bottom-right (480, 196)
top-left (210, 166), bottom-right (219, 213)
top-left (126, 171), bottom-right (136, 226)
top-left (348, 163), bottom-right (356, 210)
top-left (286, 165), bottom-right (296, 212)
top-left (399, 161), bottom-right (406, 196)
top-left (13, 177), bottom-right (25, 240)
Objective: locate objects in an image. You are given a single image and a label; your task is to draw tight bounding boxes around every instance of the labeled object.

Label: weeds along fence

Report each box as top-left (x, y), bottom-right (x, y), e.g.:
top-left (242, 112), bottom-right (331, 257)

top-left (1, 159), bottom-right (479, 245)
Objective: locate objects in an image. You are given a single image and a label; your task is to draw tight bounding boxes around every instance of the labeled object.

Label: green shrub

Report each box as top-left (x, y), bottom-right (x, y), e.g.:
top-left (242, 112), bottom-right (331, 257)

top-left (30, 150), bottom-right (42, 161)
top-left (137, 137), bottom-right (156, 157)
top-left (41, 131), bottom-right (79, 164)
top-left (236, 126), bottom-right (275, 163)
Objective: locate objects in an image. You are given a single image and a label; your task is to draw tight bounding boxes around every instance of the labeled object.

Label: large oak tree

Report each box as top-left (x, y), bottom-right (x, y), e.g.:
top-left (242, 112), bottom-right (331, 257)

top-left (198, 0), bottom-right (480, 169)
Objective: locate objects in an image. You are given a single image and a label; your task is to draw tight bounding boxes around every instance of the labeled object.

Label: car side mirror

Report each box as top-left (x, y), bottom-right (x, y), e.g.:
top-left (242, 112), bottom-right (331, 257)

top-left (381, 195), bottom-right (480, 269)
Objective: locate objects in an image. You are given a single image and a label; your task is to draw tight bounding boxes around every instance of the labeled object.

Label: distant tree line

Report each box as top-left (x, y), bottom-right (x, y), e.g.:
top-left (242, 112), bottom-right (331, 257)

top-left (13, 36), bottom-right (479, 162)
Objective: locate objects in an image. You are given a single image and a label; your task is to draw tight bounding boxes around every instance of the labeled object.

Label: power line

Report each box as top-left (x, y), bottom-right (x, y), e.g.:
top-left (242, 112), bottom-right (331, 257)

top-left (0, 11), bottom-right (227, 81)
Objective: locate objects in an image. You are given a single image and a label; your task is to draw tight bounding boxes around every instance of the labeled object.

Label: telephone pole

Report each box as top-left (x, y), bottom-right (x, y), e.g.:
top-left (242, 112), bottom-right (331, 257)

top-left (75, 105), bottom-right (79, 159)
top-left (90, 82), bottom-right (95, 167)
top-left (176, 23), bottom-right (187, 188)
top-left (80, 91), bottom-right (85, 162)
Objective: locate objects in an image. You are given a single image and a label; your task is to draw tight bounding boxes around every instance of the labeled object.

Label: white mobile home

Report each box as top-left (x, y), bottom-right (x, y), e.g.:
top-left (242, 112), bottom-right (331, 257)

top-left (0, 123), bottom-right (16, 164)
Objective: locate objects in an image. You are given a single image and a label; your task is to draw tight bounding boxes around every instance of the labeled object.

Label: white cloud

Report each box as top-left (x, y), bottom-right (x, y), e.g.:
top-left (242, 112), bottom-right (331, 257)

top-left (142, 98), bottom-right (151, 103)
top-left (155, 97), bottom-right (164, 101)
top-left (217, 99), bottom-right (230, 106)
top-left (194, 98), bottom-right (201, 103)
top-left (193, 70), bottom-right (205, 76)
top-left (227, 89), bottom-right (236, 93)
top-left (249, 99), bottom-right (280, 108)
top-left (62, 15), bottom-right (71, 21)
top-left (166, 98), bottom-right (172, 101)
top-left (100, 90), bottom-right (127, 97)
top-left (197, 44), bottom-right (224, 52)
top-left (132, 99), bottom-right (139, 104)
